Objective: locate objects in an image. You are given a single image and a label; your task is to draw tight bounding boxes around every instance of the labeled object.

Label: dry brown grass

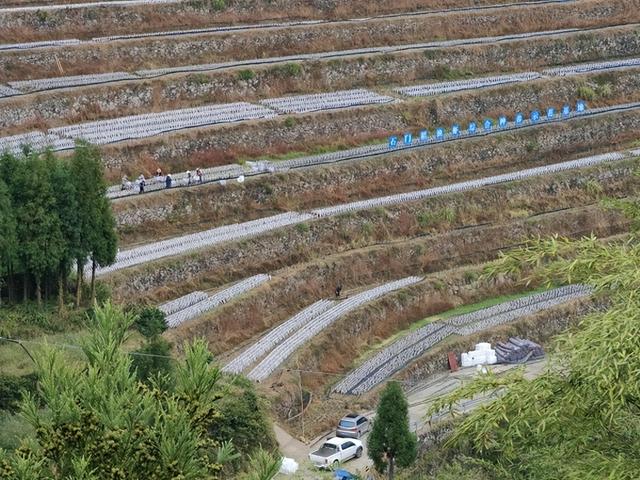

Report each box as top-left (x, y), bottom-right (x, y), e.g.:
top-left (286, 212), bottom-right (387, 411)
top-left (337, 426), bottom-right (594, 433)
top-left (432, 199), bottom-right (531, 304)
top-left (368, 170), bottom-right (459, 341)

top-left (82, 69), bottom-right (640, 183)
top-left (0, 0), bottom-right (548, 43)
top-left (158, 167), bottom-right (638, 354)
top-left (1, 0), bottom-right (636, 82)
top-left (111, 108), bottom-right (640, 248)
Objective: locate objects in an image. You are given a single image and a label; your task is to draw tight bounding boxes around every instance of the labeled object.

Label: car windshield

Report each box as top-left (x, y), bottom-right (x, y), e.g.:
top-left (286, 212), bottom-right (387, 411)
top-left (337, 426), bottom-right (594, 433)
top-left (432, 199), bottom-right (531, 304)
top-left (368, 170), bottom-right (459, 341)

top-left (339, 420), bottom-right (356, 428)
top-left (322, 443), bottom-right (338, 451)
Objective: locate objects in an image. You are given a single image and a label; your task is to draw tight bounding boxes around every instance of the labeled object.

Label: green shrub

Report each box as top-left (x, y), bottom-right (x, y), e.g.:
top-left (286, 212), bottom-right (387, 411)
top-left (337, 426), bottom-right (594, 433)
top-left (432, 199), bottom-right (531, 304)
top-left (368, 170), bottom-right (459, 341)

top-left (0, 373), bottom-right (39, 412)
top-left (525, 140), bottom-right (540, 153)
top-left (275, 63), bottom-right (302, 77)
top-left (432, 65), bottom-right (473, 81)
top-left (237, 69), bottom-right (256, 81)
top-left (295, 223), bottom-right (310, 234)
top-left (577, 85), bottom-right (596, 101)
top-left (361, 222), bottom-right (374, 237)
top-left (134, 307), bottom-right (167, 338)
top-left (130, 336), bottom-right (173, 383)
top-left (463, 271), bottom-right (478, 283)
top-left (211, 0), bottom-right (226, 11)
top-left (596, 82), bottom-right (612, 98)
top-left (283, 117), bottom-right (296, 128)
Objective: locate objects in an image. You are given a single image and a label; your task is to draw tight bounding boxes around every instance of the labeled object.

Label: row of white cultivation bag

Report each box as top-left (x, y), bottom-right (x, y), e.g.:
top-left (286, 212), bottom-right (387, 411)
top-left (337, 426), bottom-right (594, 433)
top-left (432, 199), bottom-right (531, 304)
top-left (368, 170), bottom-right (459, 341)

top-left (158, 291), bottom-right (209, 317)
top-left (2, 56), bottom-right (638, 154)
top-left (162, 274), bottom-right (271, 328)
top-left (0, 0), bottom-right (569, 51)
top-left (247, 276), bottom-right (423, 382)
top-left (0, 85), bottom-right (21, 98)
top-left (260, 89), bottom-right (395, 114)
top-left (96, 149), bottom-right (634, 277)
top-left (0, 0), bottom-right (182, 14)
top-left (395, 72), bottom-right (541, 97)
top-left (8, 72), bottom-right (138, 93)
top-left (222, 299), bottom-right (336, 374)
top-left (0, 0), bottom-right (569, 50)
top-left (334, 285), bottom-right (592, 395)
top-left (48, 103), bottom-right (276, 146)
top-left (94, 212), bottom-right (313, 277)
top-left (543, 57), bottom-right (640, 77)
top-left (0, 26), bottom-right (586, 95)
top-left (105, 99), bottom-right (630, 200)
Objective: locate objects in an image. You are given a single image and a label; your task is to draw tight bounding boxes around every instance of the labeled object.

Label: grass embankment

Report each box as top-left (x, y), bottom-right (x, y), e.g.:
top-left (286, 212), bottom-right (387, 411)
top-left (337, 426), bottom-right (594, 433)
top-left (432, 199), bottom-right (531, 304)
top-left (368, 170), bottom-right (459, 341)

top-left (95, 69), bottom-right (640, 182)
top-left (1, 0), bottom-right (634, 80)
top-left (4, 24), bottom-right (638, 134)
top-left (0, 0), bottom-right (520, 44)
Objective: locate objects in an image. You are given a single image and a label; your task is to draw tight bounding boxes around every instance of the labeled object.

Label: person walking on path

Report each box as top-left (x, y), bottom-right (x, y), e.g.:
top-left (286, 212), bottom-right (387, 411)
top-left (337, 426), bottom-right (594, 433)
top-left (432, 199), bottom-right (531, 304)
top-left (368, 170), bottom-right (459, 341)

top-left (138, 174), bottom-right (146, 194)
top-left (165, 174), bottom-right (172, 189)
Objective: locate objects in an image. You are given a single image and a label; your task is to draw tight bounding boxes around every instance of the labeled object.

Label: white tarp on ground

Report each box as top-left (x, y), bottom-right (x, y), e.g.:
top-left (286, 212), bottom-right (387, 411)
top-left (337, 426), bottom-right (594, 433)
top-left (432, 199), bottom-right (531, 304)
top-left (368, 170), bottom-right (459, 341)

top-left (279, 457), bottom-right (299, 474)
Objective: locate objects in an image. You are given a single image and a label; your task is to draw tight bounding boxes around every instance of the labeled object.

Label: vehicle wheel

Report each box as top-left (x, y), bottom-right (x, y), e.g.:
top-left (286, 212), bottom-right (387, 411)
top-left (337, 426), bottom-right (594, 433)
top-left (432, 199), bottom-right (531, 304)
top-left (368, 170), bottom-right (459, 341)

top-left (355, 447), bottom-right (363, 458)
top-left (332, 460), bottom-right (340, 469)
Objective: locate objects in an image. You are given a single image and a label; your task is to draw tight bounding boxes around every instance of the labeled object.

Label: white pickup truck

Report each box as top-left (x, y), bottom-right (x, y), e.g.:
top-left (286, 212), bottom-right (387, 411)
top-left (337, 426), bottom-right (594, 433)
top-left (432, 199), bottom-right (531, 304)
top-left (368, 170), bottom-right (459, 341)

top-left (308, 437), bottom-right (363, 469)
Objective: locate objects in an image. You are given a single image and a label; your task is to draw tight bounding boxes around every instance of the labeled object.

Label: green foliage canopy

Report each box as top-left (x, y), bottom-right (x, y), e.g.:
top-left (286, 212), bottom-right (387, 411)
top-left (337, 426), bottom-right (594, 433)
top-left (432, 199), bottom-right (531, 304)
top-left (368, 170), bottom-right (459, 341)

top-left (368, 382), bottom-right (417, 479)
top-left (0, 303), bottom-right (230, 479)
top-left (428, 231), bottom-right (640, 479)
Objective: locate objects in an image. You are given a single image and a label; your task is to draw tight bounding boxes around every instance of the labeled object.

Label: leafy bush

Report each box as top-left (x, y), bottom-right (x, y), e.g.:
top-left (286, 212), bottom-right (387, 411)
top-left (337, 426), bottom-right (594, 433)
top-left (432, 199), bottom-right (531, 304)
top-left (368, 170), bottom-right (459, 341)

top-left (211, 0), bottom-right (226, 11)
top-left (275, 63), bottom-right (302, 77)
top-left (596, 82), bottom-right (612, 98)
top-left (283, 117), bottom-right (296, 128)
top-left (238, 69), bottom-right (256, 81)
top-left (213, 377), bottom-right (277, 459)
top-left (0, 374), bottom-right (38, 412)
top-left (134, 306), bottom-right (167, 338)
top-left (295, 223), bottom-right (310, 233)
top-left (577, 84), bottom-right (596, 101)
top-left (130, 336), bottom-right (173, 383)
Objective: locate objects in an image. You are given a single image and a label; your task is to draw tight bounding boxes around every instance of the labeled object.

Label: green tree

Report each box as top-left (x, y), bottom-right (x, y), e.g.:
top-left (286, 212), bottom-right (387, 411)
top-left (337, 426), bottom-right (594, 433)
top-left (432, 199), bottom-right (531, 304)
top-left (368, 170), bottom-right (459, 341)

top-left (0, 303), bottom-right (233, 479)
top-left (89, 196), bottom-right (117, 303)
top-left (130, 335), bottom-right (173, 383)
top-left (368, 382), bottom-right (417, 480)
top-left (0, 177), bottom-right (17, 306)
top-left (428, 231), bottom-right (640, 479)
top-left (70, 142), bottom-right (111, 307)
top-left (46, 152), bottom-right (81, 310)
top-left (13, 154), bottom-right (64, 305)
top-left (133, 306), bottom-right (167, 338)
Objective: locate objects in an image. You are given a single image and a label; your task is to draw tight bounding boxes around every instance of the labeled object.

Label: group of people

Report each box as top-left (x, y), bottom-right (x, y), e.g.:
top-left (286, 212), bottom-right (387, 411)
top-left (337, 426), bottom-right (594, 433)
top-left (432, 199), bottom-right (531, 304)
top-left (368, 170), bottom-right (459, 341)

top-left (120, 167), bottom-right (205, 194)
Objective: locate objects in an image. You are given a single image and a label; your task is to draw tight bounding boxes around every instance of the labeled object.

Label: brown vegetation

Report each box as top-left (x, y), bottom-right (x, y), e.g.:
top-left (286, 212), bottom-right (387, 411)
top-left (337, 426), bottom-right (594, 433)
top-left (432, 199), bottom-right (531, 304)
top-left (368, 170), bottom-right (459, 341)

top-left (3, 24), bottom-right (638, 132)
top-left (80, 70), bottom-right (640, 181)
top-left (0, 0), bottom-right (605, 44)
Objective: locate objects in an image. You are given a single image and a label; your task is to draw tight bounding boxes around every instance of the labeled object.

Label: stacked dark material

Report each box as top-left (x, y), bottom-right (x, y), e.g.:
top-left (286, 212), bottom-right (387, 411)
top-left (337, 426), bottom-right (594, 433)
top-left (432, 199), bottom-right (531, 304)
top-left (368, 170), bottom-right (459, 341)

top-left (495, 337), bottom-right (544, 364)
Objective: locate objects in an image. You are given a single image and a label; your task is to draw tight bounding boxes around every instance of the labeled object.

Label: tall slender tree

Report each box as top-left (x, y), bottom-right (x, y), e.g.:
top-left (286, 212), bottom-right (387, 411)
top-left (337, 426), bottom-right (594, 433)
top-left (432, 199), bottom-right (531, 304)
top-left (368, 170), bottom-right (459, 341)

top-left (368, 382), bottom-right (418, 480)
top-left (47, 152), bottom-right (82, 310)
top-left (70, 141), bottom-right (109, 307)
top-left (0, 152), bottom-right (24, 302)
top-left (90, 196), bottom-right (118, 303)
top-left (13, 154), bottom-right (65, 305)
top-left (0, 178), bottom-right (17, 306)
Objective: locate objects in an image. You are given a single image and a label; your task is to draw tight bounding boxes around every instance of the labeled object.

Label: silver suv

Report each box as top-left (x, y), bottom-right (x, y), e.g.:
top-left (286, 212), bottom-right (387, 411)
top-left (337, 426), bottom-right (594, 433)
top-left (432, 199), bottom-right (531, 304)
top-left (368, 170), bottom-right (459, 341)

top-left (336, 413), bottom-right (369, 438)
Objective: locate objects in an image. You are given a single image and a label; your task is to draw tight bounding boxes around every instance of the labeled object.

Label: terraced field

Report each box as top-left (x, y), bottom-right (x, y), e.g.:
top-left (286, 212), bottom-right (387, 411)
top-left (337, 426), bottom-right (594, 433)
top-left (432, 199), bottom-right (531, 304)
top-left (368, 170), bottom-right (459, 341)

top-left (3, 0), bottom-right (639, 439)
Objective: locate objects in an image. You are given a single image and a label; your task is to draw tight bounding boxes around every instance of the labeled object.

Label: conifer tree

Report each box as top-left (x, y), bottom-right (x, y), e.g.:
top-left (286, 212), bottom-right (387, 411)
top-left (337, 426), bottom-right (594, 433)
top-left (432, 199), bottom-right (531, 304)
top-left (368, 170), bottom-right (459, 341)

top-left (0, 178), bottom-right (17, 306)
top-left (13, 154), bottom-right (64, 305)
top-left (70, 141), bottom-right (109, 307)
top-left (47, 152), bottom-right (82, 310)
top-left (368, 382), bottom-right (417, 480)
top-left (90, 196), bottom-right (118, 303)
